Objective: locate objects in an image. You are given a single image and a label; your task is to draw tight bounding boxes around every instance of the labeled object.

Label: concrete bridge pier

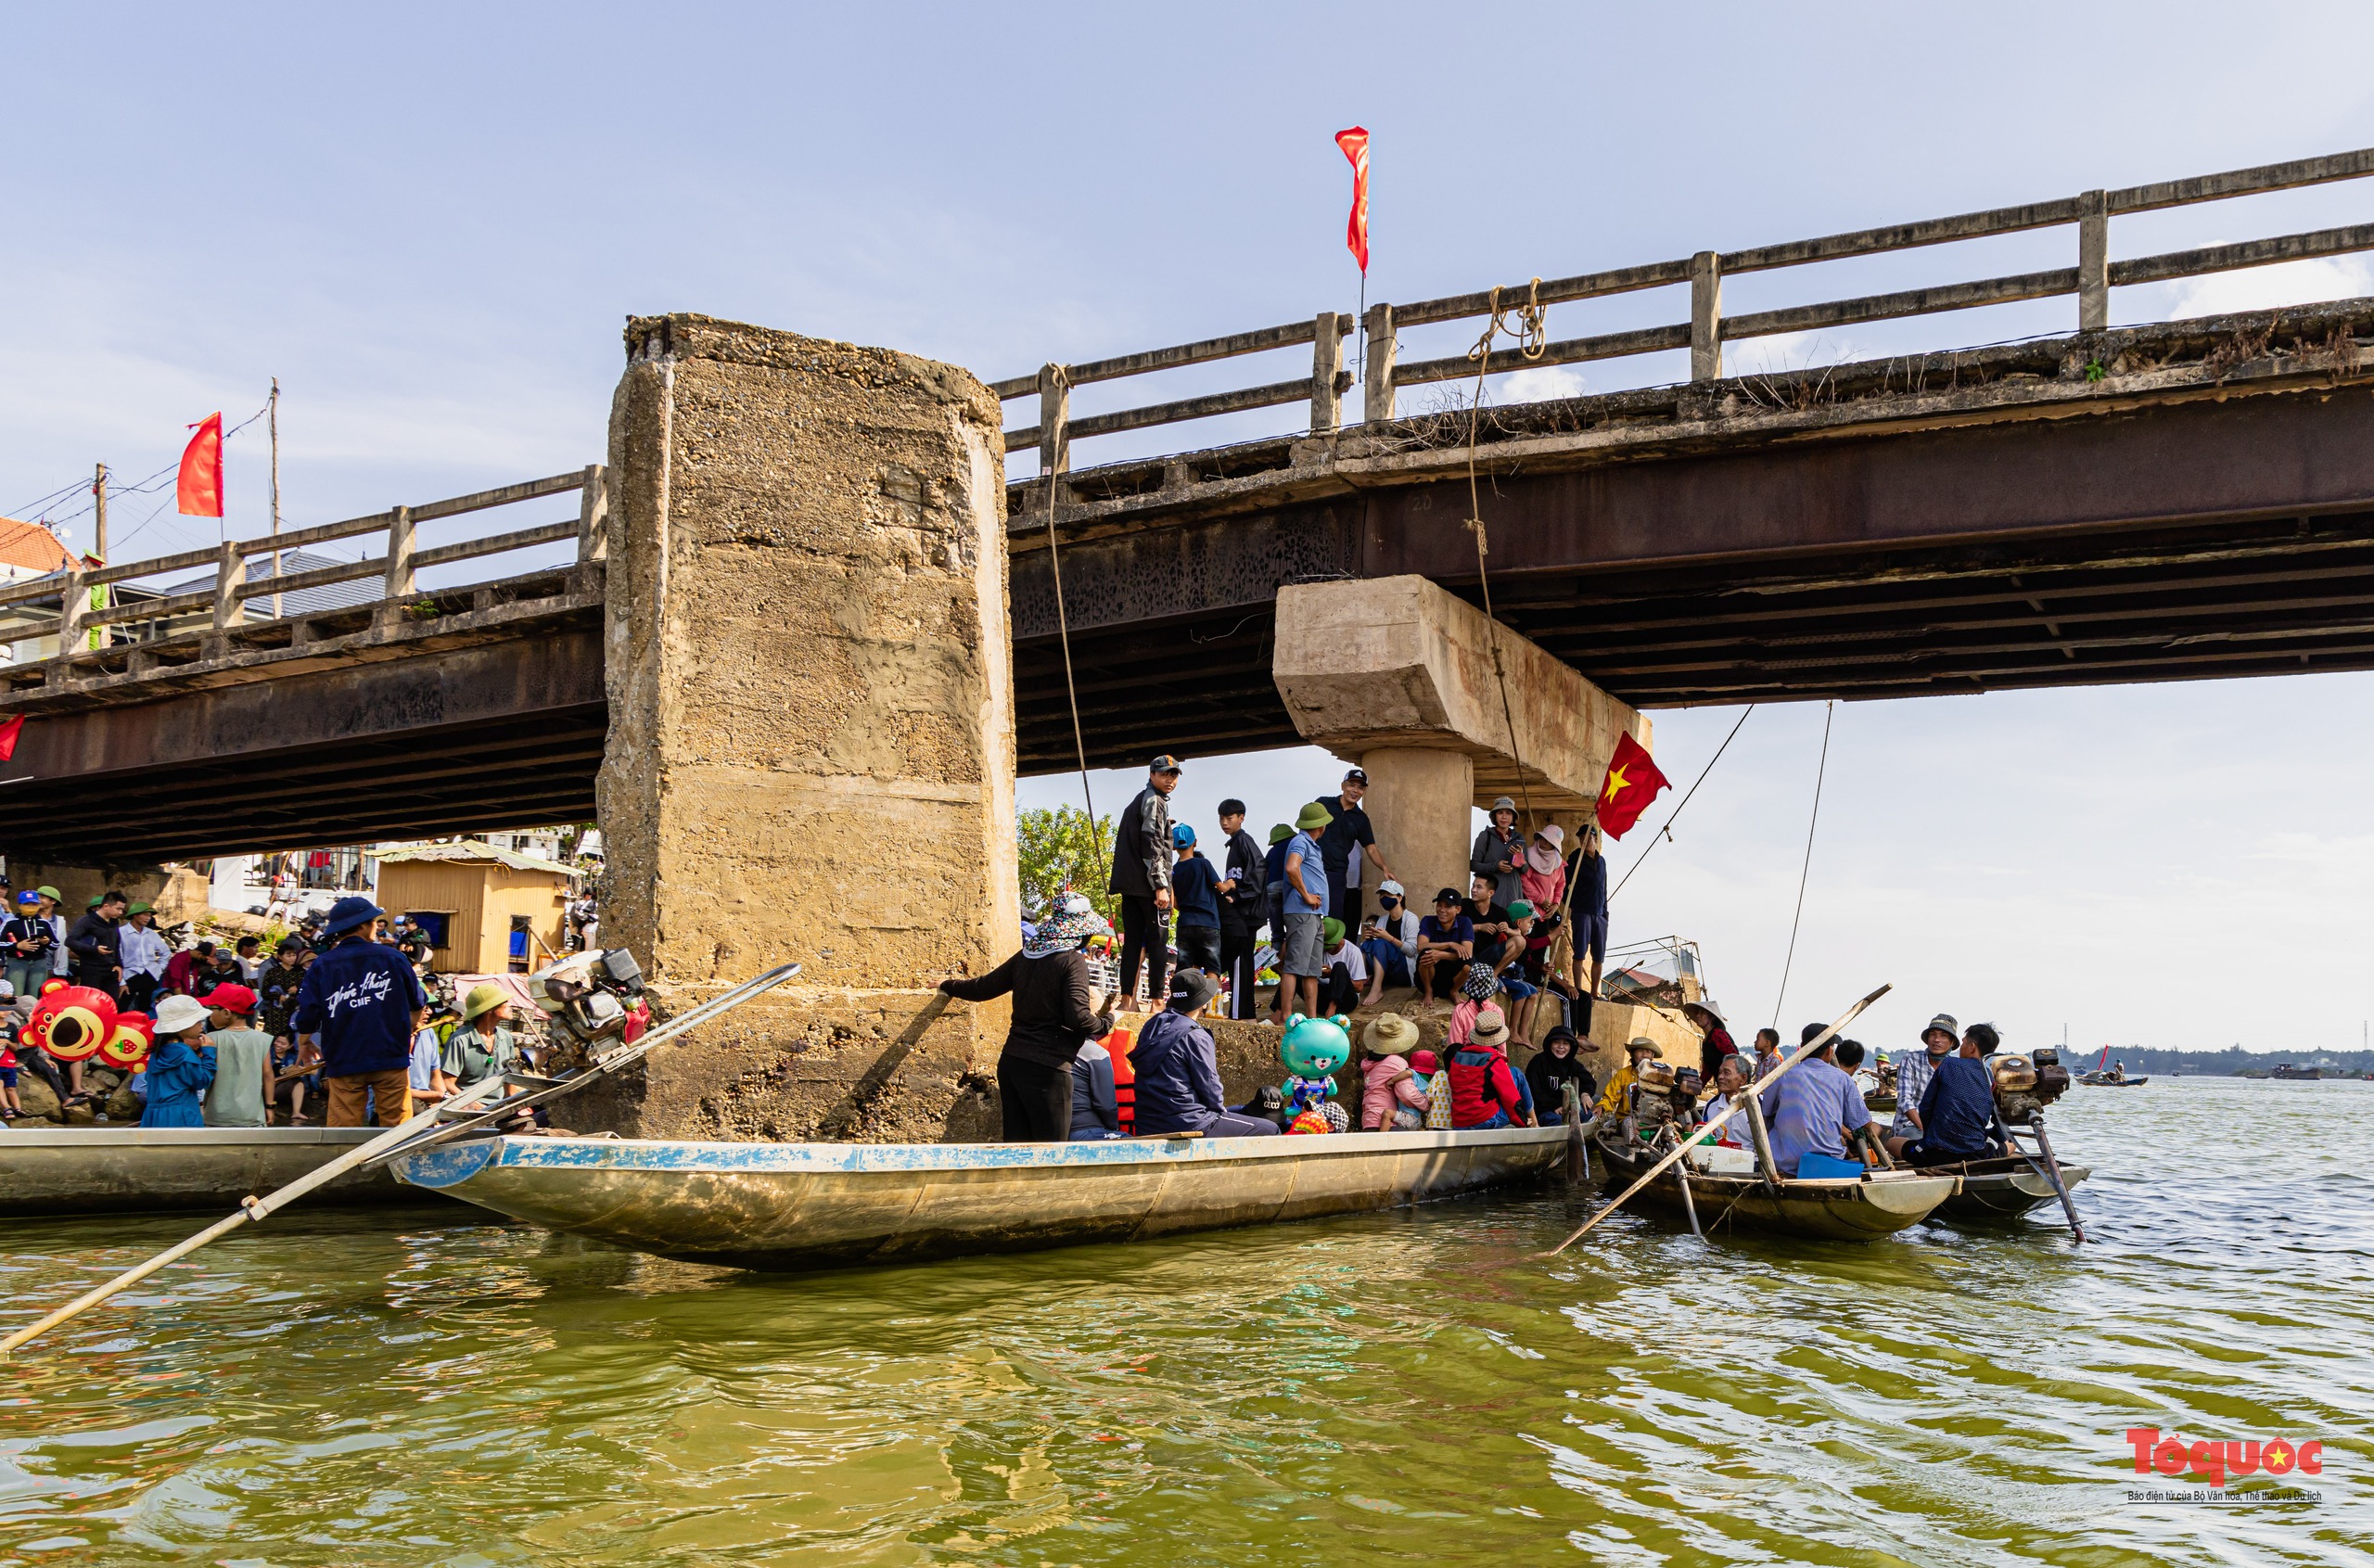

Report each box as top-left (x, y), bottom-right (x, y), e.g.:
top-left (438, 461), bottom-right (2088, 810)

top-left (577, 313), bottom-right (1022, 1142)
top-left (1272, 576), bottom-right (1655, 1066)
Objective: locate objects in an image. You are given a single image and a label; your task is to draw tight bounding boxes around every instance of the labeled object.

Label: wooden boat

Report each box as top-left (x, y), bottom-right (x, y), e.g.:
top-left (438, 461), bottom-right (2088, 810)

top-left (2077, 1071), bottom-right (2149, 1087)
top-left (389, 1125), bottom-right (1572, 1271)
top-left (1921, 1152), bottom-right (2093, 1221)
top-left (1591, 1133), bottom-right (1955, 1242)
top-left (0, 1126), bottom-right (435, 1217)
top-left (1863, 1090), bottom-right (1897, 1112)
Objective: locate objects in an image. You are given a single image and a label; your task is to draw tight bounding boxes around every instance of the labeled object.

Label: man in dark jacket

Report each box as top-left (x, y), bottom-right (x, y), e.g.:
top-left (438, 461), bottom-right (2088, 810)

top-left (291, 897), bottom-right (428, 1127)
top-left (940, 895), bottom-right (1117, 1141)
top-left (1129, 969), bottom-right (1279, 1139)
top-left (66, 890), bottom-right (128, 1001)
top-left (1216, 799), bottom-right (1267, 1020)
top-left (1316, 769), bottom-right (1398, 935)
top-left (1899, 1024), bottom-right (2008, 1166)
top-left (1106, 755), bottom-right (1181, 1005)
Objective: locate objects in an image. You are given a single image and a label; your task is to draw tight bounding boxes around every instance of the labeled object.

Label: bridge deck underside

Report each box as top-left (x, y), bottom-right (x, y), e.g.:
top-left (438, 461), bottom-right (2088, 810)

top-left (1011, 383), bottom-right (2374, 771)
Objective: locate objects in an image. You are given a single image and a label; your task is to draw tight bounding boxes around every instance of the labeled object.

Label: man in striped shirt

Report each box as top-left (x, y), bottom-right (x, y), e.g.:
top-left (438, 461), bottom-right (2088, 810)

top-left (1888, 1013), bottom-right (1959, 1144)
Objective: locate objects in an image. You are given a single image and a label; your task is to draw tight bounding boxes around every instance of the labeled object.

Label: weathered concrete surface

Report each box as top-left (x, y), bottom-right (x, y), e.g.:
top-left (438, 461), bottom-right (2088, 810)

top-left (594, 314), bottom-right (1021, 1136)
top-left (598, 315), bottom-right (1021, 988)
top-left (1273, 575), bottom-right (1649, 817)
top-left (10, 862), bottom-right (211, 926)
top-left (1356, 747), bottom-right (1472, 913)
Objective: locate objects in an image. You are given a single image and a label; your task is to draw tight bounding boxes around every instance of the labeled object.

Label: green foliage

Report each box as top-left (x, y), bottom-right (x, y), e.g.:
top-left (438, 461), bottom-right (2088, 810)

top-left (2085, 359), bottom-right (2109, 383)
top-left (1016, 806), bottom-right (1115, 923)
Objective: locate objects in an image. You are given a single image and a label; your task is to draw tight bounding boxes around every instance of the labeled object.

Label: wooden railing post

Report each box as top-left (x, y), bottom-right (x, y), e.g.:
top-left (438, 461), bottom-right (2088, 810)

top-left (378, 504), bottom-right (415, 630)
top-left (211, 541), bottom-right (245, 633)
top-left (576, 464), bottom-right (609, 564)
top-left (1037, 363), bottom-right (1069, 497)
top-left (1690, 250), bottom-right (1723, 381)
top-left (2077, 188), bottom-right (2110, 331)
top-left (1363, 301), bottom-right (1397, 424)
top-left (1309, 311), bottom-right (1343, 432)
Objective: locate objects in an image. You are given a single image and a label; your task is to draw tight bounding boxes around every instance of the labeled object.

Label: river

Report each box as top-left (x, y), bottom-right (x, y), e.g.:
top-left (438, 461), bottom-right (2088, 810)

top-left (1, 1077), bottom-right (2367, 1565)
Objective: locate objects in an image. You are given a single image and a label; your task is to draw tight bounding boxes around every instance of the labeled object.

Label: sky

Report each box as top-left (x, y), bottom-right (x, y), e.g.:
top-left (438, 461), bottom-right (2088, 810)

top-left (6, 2), bottom-right (2374, 1055)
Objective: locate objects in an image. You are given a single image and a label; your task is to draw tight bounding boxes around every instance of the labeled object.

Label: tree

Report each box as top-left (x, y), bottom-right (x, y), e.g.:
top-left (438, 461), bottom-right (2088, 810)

top-left (1016, 807), bottom-right (1115, 924)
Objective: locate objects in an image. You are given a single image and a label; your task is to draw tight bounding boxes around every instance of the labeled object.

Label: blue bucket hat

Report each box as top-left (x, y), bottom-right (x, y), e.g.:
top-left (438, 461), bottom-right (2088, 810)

top-left (1171, 823), bottom-right (1195, 848)
top-left (323, 895), bottom-right (385, 936)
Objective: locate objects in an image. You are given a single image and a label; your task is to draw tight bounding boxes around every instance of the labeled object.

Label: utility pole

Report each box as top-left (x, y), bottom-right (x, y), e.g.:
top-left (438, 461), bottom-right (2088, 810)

top-left (268, 378), bottom-right (282, 618)
top-left (89, 462), bottom-right (108, 653)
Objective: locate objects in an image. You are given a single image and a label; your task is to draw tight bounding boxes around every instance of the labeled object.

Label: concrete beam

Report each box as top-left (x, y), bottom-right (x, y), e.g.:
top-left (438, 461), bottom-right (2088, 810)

top-left (1272, 575), bottom-right (1647, 817)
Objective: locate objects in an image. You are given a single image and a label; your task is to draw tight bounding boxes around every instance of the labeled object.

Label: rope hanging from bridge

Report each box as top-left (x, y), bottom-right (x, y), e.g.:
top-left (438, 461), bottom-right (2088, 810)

top-left (1458, 281), bottom-right (1551, 836)
top-left (1037, 365), bottom-right (1098, 827)
top-left (1768, 700), bottom-right (1835, 1029)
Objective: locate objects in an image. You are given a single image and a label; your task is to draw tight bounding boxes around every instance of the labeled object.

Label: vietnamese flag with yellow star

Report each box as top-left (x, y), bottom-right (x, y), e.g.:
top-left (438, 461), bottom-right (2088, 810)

top-left (1594, 732), bottom-right (1670, 838)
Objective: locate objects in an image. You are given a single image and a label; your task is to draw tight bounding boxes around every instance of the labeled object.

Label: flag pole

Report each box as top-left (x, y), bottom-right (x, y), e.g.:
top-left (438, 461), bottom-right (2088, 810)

top-left (268, 378), bottom-right (282, 618)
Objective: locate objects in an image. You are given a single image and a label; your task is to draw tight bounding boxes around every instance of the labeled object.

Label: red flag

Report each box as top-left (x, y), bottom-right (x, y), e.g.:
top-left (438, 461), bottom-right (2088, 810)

top-left (0, 714), bottom-right (24, 762)
top-left (1334, 127), bottom-right (1370, 274)
top-left (1594, 732), bottom-right (1670, 839)
top-left (177, 413), bottom-right (223, 517)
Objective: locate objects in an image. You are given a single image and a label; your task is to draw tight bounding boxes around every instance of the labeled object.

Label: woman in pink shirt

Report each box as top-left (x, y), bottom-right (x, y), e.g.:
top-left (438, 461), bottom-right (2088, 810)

top-left (1358, 1014), bottom-right (1431, 1131)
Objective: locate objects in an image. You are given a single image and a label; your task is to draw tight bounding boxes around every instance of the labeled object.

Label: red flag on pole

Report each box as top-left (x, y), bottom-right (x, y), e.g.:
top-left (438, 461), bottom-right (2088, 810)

top-left (177, 413), bottom-right (223, 517)
top-left (0, 714), bottom-right (25, 762)
top-left (1334, 127), bottom-right (1370, 274)
top-left (1594, 732), bottom-right (1671, 839)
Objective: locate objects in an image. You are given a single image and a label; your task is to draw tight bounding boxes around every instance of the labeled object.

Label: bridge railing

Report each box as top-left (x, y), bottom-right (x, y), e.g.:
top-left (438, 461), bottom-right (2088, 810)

top-left (997, 146), bottom-right (2374, 477)
top-left (1, 465), bottom-right (606, 690)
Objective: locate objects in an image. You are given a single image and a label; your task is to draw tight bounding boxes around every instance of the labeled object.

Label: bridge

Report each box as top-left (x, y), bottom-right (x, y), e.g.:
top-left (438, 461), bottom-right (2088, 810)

top-left (8, 144), bottom-right (2374, 870)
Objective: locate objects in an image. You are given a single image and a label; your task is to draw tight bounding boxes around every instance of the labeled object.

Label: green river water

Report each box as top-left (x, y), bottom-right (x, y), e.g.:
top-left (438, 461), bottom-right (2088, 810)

top-left (1, 1077), bottom-right (2367, 1566)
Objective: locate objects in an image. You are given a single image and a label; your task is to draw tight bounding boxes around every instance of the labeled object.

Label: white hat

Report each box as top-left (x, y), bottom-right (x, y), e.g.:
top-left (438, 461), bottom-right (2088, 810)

top-left (154, 994), bottom-right (211, 1036)
top-left (1377, 878), bottom-right (1405, 897)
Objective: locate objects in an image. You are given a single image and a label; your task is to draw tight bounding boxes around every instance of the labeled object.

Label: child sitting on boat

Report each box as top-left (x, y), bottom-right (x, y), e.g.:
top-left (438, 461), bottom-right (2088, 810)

top-left (1446, 1007), bottom-right (1529, 1129)
top-left (1357, 1013), bottom-right (1428, 1131)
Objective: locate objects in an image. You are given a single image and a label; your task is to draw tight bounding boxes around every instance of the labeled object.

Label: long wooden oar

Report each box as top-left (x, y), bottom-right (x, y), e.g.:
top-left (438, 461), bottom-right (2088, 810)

top-left (1539, 982), bottom-right (1890, 1256)
top-left (1, 959), bottom-right (805, 1358)
top-left (0, 1073), bottom-right (510, 1359)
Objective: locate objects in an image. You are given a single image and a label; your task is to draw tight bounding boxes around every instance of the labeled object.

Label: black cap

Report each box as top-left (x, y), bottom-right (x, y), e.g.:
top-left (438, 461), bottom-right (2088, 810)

top-left (1168, 967), bottom-right (1220, 1013)
top-left (1150, 754), bottom-right (1182, 774)
top-left (1343, 767), bottom-right (1368, 784)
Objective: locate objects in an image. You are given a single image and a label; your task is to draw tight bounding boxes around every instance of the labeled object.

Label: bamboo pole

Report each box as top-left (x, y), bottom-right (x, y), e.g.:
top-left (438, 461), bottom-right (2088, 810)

top-left (0, 1075), bottom-right (509, 1358)
top-left (1539, 983), bottom-right (1890, 1256)
top-left (1, 959), bottom-right (806, 1358)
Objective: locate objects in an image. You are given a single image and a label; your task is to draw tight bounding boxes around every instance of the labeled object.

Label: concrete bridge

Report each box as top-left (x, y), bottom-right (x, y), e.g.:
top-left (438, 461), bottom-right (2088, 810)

top-left (7, 141), bottom-right (2374, 1137)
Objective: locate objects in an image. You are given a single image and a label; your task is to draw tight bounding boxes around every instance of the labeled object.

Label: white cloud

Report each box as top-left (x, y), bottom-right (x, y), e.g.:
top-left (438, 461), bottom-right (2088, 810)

top-left (2152, 256), bottom-right (2374, 322)
top-left (1497, 364), bottom-right (1590, 403)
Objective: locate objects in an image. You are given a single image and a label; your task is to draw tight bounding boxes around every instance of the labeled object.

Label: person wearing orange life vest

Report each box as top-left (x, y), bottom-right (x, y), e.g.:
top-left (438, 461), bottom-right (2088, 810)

top-left (1447, 1006), bottom-right (1530, 1129)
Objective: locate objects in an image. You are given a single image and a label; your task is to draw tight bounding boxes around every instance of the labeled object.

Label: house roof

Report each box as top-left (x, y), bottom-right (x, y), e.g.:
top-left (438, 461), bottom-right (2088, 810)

top-left (0, 518), bottom-right (70, 576)
top-left (368, 837), bottom-right (578, 876)
top-left (161, 547), bottom-right (379, 615)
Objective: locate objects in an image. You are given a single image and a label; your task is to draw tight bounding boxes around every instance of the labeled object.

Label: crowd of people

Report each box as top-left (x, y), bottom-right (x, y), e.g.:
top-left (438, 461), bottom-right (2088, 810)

top-left (1080, 756), bottom-right (1611, 1036)
top-left (1595, 1007), bottom-right (2015, 1177)
top-left (959, 754), bottom-right (1625, 1144)
top-left (0, 888), bottom-right (544, 1131)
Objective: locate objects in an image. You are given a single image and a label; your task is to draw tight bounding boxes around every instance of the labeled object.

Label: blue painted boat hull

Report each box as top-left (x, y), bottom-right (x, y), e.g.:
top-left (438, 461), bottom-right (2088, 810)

top-left (391, 1128), bottom-right (1572, 1270)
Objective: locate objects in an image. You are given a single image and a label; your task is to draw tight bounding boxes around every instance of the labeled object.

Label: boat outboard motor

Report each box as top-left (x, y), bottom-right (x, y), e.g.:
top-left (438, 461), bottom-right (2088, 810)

top-left (527, 948), bottom-right (650, 1070)
top-left (1992, 1049), bottom-right (2070, 1124)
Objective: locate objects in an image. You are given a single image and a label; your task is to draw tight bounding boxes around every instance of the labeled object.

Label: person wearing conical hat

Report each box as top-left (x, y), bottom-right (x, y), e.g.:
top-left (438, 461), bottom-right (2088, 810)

top-left (1682, 997), bottom-right (1737, 1081)
top-left (939, 893), bottom-right (1118, 1142)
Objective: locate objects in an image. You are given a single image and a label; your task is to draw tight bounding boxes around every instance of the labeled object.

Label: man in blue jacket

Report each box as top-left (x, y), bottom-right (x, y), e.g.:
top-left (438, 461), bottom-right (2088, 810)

top-left (292, 896), bottom-right (428, 1127)
top-left (1130, 969), bottom-right (1279, 1140)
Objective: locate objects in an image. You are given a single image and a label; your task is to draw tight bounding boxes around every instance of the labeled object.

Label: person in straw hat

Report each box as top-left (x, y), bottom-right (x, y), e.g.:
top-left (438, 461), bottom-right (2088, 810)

top-left (1447, 1004), bottom-right (1529, 1128)
top-left (1598, 1036), bottom-right (1663, 1119)
top-left (1357, 1013), bottom-right (1430, 1131)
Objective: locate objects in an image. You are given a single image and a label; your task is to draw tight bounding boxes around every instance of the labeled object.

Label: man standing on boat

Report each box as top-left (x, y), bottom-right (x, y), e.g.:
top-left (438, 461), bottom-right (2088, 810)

top-left (1108, 756), bottom-right (1181, 1005)
top-left (939, 894), bottom-right (1117, 1142)
top-left (291, 896), bottom-right (428, 1128)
